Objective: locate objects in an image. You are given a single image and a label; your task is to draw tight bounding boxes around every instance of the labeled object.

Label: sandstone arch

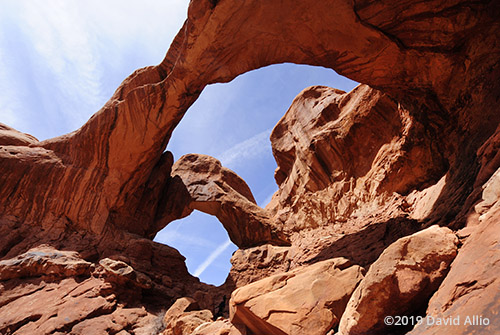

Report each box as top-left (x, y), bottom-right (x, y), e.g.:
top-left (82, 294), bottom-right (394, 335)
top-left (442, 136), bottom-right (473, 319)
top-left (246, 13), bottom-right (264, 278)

top-left (1, 0), bottom-right (499, 333)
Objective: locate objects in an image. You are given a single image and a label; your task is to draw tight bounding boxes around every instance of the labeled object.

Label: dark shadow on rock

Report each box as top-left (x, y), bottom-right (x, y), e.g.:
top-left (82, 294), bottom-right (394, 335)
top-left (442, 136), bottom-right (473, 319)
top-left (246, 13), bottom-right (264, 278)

top-left (306, 216), bottom-right (423, 269)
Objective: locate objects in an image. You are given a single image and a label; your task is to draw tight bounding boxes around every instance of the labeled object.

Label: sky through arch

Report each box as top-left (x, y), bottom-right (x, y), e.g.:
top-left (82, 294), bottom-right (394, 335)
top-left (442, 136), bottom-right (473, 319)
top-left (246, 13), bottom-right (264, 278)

top-left (160, 63), bottom-right (358, 285)
top-left (0, 0), bottom-right (358, 286)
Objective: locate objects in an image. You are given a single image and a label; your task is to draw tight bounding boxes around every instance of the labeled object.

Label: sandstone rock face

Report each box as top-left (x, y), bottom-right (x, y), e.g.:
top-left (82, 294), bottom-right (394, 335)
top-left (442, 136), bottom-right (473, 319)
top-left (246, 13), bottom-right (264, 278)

top-left (230, 258), bottom-right (364, 335)
top-left (0, 245), bottom-right (92, 281)
top-left (0, 246), bottom-right (165, 335)
top-left (0, 123), bottom-right (38, 146)
top-left (167, 154), bottom-right (290, 248)
top-left (0, 0), bottom-right (499, 334)
top-left (408, 205), bottom-right (500, 335)
top-left (191, 319), bottom-right (244, 335)
top-left (163, 309), bottom-right (213, 335)
top-left (339, 226), bottom-right (459, 335)
top-left (228, 244), bottom-right (291, 288)
top-left (163, 297), bottom-right (201, 328)
top-left (269, 84), bottom-right (446, 230)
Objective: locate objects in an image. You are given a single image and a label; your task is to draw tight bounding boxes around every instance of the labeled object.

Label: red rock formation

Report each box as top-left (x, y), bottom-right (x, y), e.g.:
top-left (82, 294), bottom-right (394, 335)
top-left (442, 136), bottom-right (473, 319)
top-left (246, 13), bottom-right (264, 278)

top-left (230, 258), bottom-right (364, 335)
top-left (0, 0), bottom-right (499, 334)
top-left (338, 226), bottom-right (458, 335)
top-left (268, 84), bottom-right (446, 230)
top-left (166, 154), bottom-right (289, 248)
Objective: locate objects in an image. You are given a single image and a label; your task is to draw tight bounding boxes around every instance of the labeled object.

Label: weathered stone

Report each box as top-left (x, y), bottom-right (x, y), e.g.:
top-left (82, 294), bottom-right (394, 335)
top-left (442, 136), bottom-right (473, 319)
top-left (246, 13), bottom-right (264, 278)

top-left (0, 245), bottom-right (92, 280)
top-left (0, 277), bottom-right (116, 335)
top-left (163, 297), bottom-right (200, 328)
top-left (0, 0), bottom-right (498, 333)
top-left (0, 123), bottom-right (38, 146)
top-left (228, 244), bottom-right (291, 288)
top-left (168, 154), bottom-right (290, 248)
top-left (269, 85), bottom-right (447, 230)
top-left (163, 309), bottom-right (214, 335)
top-left (192, 319), bottom-right (245, 335)
top-left (407, 206), bottom-right (500, 335)
top-left (98, 258), bottom-right (153, 289)
top-left (230, 258), bottom-right (364, 335)
top-left (339, 226), bottom-right (459, 335)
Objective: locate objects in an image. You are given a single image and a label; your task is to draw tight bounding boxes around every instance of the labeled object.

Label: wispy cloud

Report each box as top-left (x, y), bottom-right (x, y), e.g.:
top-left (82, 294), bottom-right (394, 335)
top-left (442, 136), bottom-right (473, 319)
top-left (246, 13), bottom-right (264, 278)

top-left (259, 190), bottom-right (277, 207)
top-left (155, 229), bottom-right (216, 249)
top-left (194, 238), bottom-right (232, 277)
top-left (218, 128), bottom-right (273, 169)
top-left (0, 0), bottom-right (189, 140)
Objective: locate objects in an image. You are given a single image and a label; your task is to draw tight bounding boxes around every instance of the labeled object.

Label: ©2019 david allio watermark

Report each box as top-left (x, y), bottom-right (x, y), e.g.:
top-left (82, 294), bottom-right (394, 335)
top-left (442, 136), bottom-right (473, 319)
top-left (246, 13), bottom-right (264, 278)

top-left (383, 314), bottom-right (491, 327)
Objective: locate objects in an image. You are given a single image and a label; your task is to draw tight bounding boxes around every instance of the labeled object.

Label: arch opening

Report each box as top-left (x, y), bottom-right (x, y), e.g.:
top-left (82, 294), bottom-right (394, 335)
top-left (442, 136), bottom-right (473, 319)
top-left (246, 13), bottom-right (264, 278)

top-left (155, 210), bottom-right (238, 286)
top-left (154, 62), bottom-right (358, 285)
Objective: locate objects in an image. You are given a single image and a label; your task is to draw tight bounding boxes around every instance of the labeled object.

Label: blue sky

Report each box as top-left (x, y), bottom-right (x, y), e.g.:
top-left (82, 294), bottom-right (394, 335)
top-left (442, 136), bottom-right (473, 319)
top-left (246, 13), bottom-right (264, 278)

top-left (0, 1), bottom-right (357, 286)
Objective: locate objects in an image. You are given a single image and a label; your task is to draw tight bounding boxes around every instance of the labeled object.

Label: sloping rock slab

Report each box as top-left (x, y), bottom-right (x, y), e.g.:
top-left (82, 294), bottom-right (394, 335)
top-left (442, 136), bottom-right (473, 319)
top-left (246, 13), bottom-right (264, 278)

top-left (339, 225), bottom-right (458, 335)
top-left (230, 258), bottom-right (364, 335)
top-left (407, 206), bottom-right (500, 335)
top-left (0, 245), bottom-right (92, 280)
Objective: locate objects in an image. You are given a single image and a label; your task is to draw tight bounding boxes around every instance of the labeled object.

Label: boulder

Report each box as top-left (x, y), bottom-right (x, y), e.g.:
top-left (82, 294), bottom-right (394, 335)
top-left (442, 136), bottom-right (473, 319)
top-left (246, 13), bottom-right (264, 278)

top-left (230, 258), bottom-right (364, 335)
top-left (338, 225), bottom-right (458, 335)
top-left (163, 297), bottom-right (200, 327)
top-left (0, 245), bottom-right (92, 280)
top-left (407, 206), bottom-right (500, 335)
top-left (163, 309), bottom-right (214, 335)
top-left (192, 319), bottom-right (245, 335)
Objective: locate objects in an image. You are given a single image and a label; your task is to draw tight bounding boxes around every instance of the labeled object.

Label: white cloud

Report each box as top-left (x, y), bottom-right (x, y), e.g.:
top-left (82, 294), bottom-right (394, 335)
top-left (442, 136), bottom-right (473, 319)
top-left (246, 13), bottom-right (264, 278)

top-left (218, 128), bottom-right (273, 169)
top-left (17, 0), bottom-right (104, 127)
top-left (194, 238), bottom-right (232, 277)
top-left (0, 0), bottom-right (190, 139)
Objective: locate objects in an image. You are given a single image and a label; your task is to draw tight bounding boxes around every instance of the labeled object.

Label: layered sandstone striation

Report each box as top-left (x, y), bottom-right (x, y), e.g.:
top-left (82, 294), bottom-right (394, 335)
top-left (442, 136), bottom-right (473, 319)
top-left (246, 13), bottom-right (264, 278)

top-left (0, 0), bottom-right (499, 334)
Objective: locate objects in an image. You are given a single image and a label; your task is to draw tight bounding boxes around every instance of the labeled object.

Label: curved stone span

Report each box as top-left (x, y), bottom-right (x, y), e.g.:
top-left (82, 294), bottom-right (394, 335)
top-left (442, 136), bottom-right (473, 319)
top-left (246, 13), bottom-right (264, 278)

top-left (165, 154), bottom-right (290, 248)
top-left (0, 1), bottom-right (499, 333)
top-left (1, 0), bottom-right (498, 240)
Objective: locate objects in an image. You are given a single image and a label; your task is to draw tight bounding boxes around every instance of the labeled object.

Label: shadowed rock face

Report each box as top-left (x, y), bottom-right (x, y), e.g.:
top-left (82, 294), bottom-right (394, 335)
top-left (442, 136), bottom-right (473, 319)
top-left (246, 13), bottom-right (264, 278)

top-left (268, 84), bottom-right (448, 230)
top-left (0, 0), bottom-right (499, 333)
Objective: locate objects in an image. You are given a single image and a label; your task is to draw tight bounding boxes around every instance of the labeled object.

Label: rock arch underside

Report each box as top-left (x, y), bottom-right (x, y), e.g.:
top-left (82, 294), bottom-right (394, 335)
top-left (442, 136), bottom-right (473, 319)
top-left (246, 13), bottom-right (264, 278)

top-left (0, 0), bottom-right (499, 334)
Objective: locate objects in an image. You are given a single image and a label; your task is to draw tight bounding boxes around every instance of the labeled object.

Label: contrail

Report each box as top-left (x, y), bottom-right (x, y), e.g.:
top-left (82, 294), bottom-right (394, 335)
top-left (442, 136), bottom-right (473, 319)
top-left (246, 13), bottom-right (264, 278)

top-left (194, 238), bottom-right (232, 277)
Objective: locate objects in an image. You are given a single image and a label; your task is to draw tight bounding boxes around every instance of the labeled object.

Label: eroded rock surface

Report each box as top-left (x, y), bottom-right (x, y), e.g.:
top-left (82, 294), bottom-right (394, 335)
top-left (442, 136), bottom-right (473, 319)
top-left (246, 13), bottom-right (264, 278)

top-left (0, 245), bottom-right (92, 281)
top-left (230, 258), bottom-right (364, 335)
top-left (339, 226), bottom-right (459, 335)
top-left (408, 206), bottom-right (500, 335)
top-left (167, 154), bottom-right (290, 248)
top-left (0, 246), bottom-right (165, 335)
top-left (0, 0), bottom-right (499, 333)
top-left (269, 85), bottom-right (446, 230)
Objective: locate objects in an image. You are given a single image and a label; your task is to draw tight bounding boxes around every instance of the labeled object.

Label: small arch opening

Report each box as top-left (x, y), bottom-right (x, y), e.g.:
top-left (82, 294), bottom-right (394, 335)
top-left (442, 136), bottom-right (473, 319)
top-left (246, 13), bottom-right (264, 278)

top-left (155, 210), bottom-right (238, 286)
top-left (155, 63), bottom-right (358, 285)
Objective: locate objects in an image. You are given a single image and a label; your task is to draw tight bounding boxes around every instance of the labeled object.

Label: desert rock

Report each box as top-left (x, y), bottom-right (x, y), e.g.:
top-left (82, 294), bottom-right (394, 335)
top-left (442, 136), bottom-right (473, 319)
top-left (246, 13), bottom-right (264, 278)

top-left (0, 0), bottom-right (499, 333)
top-left (230, 258), bottom-right (364, 335)
top-left (168, 154), bottom-right (290, 248)
top-left (338, 225), bottom-right (459, 335)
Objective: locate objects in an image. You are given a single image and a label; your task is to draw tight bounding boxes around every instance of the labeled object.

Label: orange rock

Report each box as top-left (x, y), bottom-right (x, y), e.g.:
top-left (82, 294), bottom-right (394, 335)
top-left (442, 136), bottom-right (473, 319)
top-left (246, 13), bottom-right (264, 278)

top-left (192, 319), bottom-right (245, 335)
top-left (0, 245), bottom-right (92, 280)
top-left (338, 225), bottom-right (458, 335)
top-left (168, 154), bottom-right (290, 248)
top-left (163, 297), bottom-right (200, 328)
top-left (0, 0), bottom-right (499, 333)
top-left (228, 244), bottom-right (291, 287)
top-left (230, 258), bottom-right (364, 335)
top-left (407, 205), bottom-right (500, 335)
top-left (269, 84), bottom-right (447, 230)
top-left (0, 123), bottom-right (38, 146)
